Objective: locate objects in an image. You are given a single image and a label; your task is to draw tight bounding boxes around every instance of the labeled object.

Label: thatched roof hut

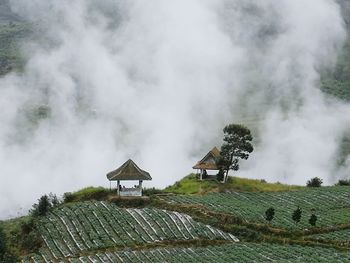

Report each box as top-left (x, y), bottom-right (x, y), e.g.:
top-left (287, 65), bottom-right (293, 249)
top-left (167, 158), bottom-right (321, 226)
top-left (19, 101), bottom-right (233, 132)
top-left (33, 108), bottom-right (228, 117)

top-left (107, 159), bottom-right (151, 196)
top-left (193, 147), bottom-right (221, 170)
top-left (107, 159), bottom-right (152, 181)
top-left (193, 147), bottom-right (221, 180)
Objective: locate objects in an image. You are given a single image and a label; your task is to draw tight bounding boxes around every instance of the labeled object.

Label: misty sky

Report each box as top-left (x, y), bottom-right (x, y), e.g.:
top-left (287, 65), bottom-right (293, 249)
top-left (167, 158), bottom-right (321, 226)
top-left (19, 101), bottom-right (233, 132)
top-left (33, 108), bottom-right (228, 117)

top-left (0, 0), bottom-right (350, 218)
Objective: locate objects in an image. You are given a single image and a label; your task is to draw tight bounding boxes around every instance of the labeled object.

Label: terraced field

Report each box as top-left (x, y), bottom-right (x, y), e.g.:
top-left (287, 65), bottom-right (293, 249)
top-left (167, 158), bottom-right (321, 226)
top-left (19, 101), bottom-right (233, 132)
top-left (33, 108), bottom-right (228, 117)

top-left (22, 242), bottom-right (350, 262)
top-left (163, 187), bottom-right (350, 229)
top-left (23, 201), bottom-right (237, 261)
top-left (310, 229), bottom-right (350, 243)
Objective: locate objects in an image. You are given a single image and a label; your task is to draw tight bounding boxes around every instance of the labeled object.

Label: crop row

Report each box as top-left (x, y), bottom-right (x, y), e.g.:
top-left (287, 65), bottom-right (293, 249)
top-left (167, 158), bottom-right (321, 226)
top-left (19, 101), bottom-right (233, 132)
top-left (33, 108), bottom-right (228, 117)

top-left (34, 201), bottom-right (237, 260)
top-left (310, 229), bottom-right (350, 242)
top-left (22, 242), bottom-right (350, 262)
top-left (164, 187), bottom-right (350, 229)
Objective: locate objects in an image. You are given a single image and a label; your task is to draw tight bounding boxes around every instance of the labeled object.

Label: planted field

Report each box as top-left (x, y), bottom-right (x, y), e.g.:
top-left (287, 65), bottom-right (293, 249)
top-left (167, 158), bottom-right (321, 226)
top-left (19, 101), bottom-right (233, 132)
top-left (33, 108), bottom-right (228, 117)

top-left (163, 186), bottom-right (350, 229)
top-left (30, 201), bottom-right (237, 261)
top-left (22, 242), bottom-right (350, 262)
top-left (310, 229), bottom-right (350, 242)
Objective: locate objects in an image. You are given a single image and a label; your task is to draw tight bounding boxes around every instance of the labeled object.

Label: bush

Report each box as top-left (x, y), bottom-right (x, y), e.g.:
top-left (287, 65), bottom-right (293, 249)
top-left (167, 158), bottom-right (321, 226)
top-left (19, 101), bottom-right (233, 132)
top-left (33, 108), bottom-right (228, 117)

top-left (306, 177), bottom-right (323, 187)
top-left (309, 214), bottom-right (317, 227)
top-left (217, 169), bottom-right (225, 182)
top-left (336, 179), bottom-right (350, 186)
top-left (292, 207), bottom-right (302, 224)
top-left (63, 187), bottom-right (110, 203)
top-left (0, 226), bottom-right (17, 263)
top-left (30, 193), bottom-right (60, 217)
top-left (63, 192), bottom-right (74, 203)
top-left (265, 207), bottom-right (275, 223)
top-left (18, 219), bottom-right (42, 254)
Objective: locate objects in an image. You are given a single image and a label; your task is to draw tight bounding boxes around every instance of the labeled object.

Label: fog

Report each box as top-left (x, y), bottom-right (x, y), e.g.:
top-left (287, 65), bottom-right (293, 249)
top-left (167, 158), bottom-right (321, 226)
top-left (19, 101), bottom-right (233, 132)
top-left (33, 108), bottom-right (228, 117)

top-left (0, 0), bottom-right (349, 218)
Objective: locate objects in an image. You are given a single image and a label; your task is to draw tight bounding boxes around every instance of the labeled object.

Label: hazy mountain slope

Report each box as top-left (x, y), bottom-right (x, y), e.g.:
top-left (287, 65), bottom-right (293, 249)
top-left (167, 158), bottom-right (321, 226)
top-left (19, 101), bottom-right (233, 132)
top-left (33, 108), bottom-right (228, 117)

top-left (321, 0), bottom-right (350, 101)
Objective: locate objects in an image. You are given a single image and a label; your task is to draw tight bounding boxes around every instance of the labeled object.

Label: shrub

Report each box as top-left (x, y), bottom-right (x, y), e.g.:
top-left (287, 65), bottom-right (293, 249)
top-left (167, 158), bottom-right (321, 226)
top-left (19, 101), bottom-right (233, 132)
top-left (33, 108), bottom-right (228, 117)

top-left (306, 177), bottom-right (323, 187)
top-left (30, 193), bottom-right (60, 217)
top-left (216, 169), bottom-right (225, 182)
top-left (63, 192), bottom-right (74, 203)
top-left (336, 179), bottom-right (350, 186)
top-left (18, 219), bottom-right (42, 254)
top-left (309, 214), bottom-right (317, 227)
top-left (0, 226), bottom-right (17, 263)
top-left (292, 207), bottom-right (302, 224)
top-left (63, 187), bottom-right (110, 203)
top-left (265, 207), bottom-right (275, 223)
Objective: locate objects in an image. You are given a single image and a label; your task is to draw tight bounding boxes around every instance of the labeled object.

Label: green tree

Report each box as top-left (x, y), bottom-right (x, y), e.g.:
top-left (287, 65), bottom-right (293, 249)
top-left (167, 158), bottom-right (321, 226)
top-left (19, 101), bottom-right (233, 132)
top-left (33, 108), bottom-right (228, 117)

top-left (265, 207), bottom-right (275, 223)
top-left (309, 213), bottom-right (317, 227)
top-left (306, 177), bottom-right (323, 187)
top-left (218, 124), bottom-right (253, 182)
top-left (31, 195), bottom-right (52, 217)
top-left (292, 206), bottom-right (302, 225)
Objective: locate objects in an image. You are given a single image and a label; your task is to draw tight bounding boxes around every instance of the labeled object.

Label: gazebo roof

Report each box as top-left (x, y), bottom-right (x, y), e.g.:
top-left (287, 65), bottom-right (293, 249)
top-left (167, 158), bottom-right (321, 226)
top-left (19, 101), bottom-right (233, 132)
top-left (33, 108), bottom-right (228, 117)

top-left (107, 159), bottom-right (152, 181)
top-left (192, 147), bottom-right (221, 170)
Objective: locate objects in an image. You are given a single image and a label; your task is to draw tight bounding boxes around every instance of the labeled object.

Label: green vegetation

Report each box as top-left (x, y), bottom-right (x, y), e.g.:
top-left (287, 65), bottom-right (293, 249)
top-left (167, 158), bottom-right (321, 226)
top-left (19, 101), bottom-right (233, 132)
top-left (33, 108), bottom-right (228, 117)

top-left (2, 178), bottom-right (350, 262)
top-left (0, 22), bottom-right (31, 75)
top-left (63, 186), bottom-right (111, 203)
top-left (24, 201), bottom-right (237, 261)
top-left (265, 207), bottom-right (275, 223)
top-left (164, 174), bottom-right (303, 194)
top-left (292, 207), bottom-right (302, 225)
top-left (163, 186), bottom-right (350, 229)
top-left (336, 179), bottom-right (350, 186)
top-left (0, 216), bottom-right (40, 259)
top-left (309, 213), bottom-right (318, 227)
top-left (306, 177), bottom-right (323, 187)
top-left (30, 194), bottom-right (59, 217)
top-left (218, 124), bottom-right (254, 182)
top-left (21, 242), bottom-right (350, 263)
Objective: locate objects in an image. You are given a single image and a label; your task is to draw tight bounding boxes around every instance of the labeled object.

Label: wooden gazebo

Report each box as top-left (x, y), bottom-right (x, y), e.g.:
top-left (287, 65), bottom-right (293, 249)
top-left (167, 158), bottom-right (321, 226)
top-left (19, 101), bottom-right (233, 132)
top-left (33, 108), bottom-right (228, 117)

top-left (107, 159), bottom-right (152, 197)
top-left (192, 147), bottom-right (221, 180)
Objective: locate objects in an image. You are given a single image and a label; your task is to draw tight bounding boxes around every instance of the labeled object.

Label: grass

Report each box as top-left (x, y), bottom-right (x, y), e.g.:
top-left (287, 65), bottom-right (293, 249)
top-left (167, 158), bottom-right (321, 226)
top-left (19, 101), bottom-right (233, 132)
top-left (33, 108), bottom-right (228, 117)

top-left (164, 174), bottom-right (303, 195)
top-left (63, 186), bottom-right (112, 203)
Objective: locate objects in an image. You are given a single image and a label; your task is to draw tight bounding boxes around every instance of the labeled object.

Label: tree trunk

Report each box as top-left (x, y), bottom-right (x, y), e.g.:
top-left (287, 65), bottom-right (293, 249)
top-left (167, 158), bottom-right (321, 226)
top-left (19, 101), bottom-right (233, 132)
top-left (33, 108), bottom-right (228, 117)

top-left (224, 154), bottom-right (234, 182)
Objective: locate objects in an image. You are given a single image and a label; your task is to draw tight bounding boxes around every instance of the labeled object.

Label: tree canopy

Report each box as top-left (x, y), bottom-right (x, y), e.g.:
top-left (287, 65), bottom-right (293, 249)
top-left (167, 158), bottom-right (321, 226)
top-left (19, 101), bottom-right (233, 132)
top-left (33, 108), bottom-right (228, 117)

top-left (218, 124), bottom-right (253, 182)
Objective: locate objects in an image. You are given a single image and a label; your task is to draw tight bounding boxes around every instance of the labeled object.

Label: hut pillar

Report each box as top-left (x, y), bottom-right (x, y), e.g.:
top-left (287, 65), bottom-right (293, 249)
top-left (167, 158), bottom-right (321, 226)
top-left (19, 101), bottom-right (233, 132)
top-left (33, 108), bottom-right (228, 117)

top-left (139, 180), bottom-right (143, 188)
top-left (199, 170), bottom-right (203, 181)
top-left (117, 180), bottom-right (120, 196)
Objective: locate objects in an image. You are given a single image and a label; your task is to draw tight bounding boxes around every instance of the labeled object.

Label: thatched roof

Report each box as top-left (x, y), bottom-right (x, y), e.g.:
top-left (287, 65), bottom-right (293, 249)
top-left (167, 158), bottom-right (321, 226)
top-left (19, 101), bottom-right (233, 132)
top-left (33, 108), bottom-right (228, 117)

top-left (192, 147), bottom-right (221, 170)
top-left (107, 159), bottom-right (152, 181)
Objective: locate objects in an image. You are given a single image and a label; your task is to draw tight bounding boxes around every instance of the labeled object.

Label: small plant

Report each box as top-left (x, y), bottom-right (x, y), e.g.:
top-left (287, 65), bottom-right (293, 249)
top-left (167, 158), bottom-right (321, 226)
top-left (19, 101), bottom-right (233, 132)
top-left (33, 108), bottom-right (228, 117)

top-left (306, 177), bottom-right (323, 187)
top-left (265, 207), bottom-right (275, 223)
top-left (63, 192), bottom-right (74, 203)
top-left (336, 179), bottom-right (350, 186)
top-left (309, 213), bottom-right (317, 227)
top-left (292, 206), bottom-right (302, 224)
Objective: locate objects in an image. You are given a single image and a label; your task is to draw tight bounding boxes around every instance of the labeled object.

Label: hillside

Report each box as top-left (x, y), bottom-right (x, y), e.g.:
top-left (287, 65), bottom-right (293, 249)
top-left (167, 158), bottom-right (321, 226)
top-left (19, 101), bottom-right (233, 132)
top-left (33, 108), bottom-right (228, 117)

top-left (2, 177), bottom-right (350, 262)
